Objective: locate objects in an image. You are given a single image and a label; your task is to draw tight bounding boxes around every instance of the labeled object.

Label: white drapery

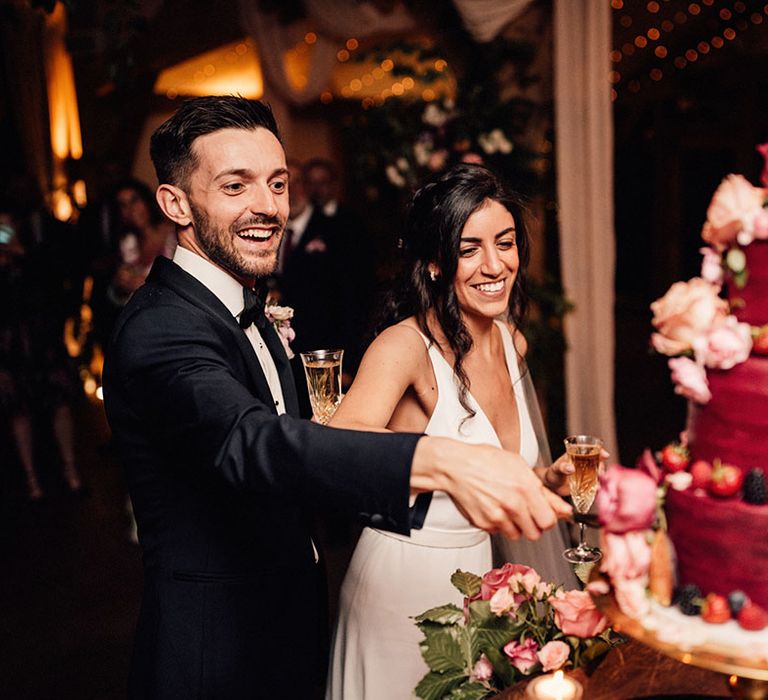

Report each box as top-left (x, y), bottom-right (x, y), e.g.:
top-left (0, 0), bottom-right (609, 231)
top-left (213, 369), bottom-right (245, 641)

top-left (237, 0), bottom-right (415, 106)
top-left (450, 0), bottom-right (534, 43)
top-left (553, 0), bottom-right (618, 459)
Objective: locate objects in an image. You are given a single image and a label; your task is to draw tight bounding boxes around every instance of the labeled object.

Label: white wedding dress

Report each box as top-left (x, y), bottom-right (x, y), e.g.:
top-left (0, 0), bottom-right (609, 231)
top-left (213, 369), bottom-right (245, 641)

top-left (326, 321), bottom-right (577, 700)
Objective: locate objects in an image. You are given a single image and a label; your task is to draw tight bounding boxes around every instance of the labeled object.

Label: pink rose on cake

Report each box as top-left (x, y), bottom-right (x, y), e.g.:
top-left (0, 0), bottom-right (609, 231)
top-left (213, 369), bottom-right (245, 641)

top-left (668, 356), bottom-right (711, 404)
top-left (650, 278), bottom-right (728, 356)
top-left (597, 464), bottom-right (658, 533)
top-left (702, 174), bottom-right (766, 250)
top-left (548, 589), bottom-right (608, 638)
top-left (699, 247), bottom-right (724, 286)
top-left (600, 530), bottom-right (652, 580)
top-left (701, 316), bottom-right (753, 369)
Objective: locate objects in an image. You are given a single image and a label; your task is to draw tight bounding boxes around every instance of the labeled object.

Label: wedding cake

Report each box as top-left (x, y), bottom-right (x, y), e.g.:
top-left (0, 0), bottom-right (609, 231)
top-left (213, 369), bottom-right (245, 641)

top-left (596, 149), bottom-right (768, 644)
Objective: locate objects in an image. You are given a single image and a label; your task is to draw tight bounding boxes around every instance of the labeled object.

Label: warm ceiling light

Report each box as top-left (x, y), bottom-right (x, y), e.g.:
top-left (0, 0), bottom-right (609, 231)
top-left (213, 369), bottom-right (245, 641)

top-left (611, 0), bottom-right (623, 8)
top-left (609, 70), bottom-right (621, 83)
top-left (734, 1), bottom-right (746, 11)
top-left (622, 42), bottom-right (635, 55)
top-left (724, 27), bottom-right (737, 39)
top-left (674, 56), bottom-right (687, 68)
top-left (153, 38), bottom-right (264, 98)
top-left (698, 41), bottom-right (710, 53)
top-left (720, 9), bottom-right (732, 20)
top-left (305, 32), bottom-right (317, 44)
top-left (337, 49), bottom-right (350, 62)
top-left (346, 38), bottom-right (359, 51)
top-left (655, 45), bottom-right (668, 58)
top-left (661, 19), bottom-right (674, 31)
top-left (611, 50), bottom-right (622, 62)
top-left (688, 3), bottom-right (700, 15)
top-left (648, 28), bottom-right (660, 40)
top-left (634, 35), bottom-right (648, 47)
top-left (711, 36), bottom-right (724, 48)
top-left (620, 15), bottom-right (633, 27)
top-left (685, 49), bottom-right (699, 61)
top-left (650, 68), bottom-right (663, 81)
top-left (752, 13), bottom-right (764, 23)
top-left (647, 1), bottom-right (660, 12)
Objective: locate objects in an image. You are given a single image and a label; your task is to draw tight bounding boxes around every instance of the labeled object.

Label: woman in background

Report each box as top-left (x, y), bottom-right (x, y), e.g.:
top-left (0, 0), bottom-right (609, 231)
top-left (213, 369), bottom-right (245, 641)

top-left (326, 164), bottom-right (578, 699)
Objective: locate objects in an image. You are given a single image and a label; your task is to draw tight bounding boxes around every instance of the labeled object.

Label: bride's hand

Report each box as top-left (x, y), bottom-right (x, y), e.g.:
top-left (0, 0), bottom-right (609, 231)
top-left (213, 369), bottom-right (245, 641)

top-left (542, 453), bottom-right (574, 495)
top-left (542, 449), bottom-right (610, 495)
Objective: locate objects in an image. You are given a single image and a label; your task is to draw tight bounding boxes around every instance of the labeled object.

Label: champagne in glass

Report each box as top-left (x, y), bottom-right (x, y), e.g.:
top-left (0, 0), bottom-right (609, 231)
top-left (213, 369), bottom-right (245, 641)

top-left (563, 435), bottom-right (603, 564)
top-left (300, 349), bottom-right (343, 425)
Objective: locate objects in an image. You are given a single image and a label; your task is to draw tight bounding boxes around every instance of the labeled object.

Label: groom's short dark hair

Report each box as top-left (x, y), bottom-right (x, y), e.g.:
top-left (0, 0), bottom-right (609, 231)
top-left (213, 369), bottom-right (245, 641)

top-left (150, 95), bottom-right (281, 189)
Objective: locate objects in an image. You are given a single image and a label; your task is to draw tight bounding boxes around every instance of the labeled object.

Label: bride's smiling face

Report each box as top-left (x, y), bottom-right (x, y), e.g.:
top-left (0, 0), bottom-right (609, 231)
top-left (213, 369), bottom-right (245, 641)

top-left (452, 198), bottom-right (519, 320)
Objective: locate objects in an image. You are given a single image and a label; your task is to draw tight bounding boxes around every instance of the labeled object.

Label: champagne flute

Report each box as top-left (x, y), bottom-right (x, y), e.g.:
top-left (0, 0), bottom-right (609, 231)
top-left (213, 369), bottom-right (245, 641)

top-left (300, 349), bottom-right (343, 425)
top-left (563, 435), bottom-right (603, 564)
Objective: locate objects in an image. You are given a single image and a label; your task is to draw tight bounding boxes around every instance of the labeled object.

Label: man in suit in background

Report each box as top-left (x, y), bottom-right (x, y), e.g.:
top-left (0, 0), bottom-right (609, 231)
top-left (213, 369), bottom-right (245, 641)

top-left (103, 95), bottom-right (570, 699)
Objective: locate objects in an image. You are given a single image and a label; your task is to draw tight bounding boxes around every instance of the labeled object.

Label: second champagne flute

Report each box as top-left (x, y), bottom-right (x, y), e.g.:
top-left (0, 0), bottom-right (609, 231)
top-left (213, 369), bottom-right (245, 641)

top-left (563, 434), bottom-right (603, 564)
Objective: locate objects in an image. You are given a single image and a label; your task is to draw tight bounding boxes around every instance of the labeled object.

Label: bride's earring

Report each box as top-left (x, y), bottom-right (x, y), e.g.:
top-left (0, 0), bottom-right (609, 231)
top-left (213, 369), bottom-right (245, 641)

top-left (429, 268), bottom-right (438, 282)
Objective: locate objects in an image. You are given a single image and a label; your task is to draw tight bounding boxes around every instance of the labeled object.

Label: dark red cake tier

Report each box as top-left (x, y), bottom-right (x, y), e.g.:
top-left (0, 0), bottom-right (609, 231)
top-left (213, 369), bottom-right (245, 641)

top-left (687, 355), bottom-right (768, 476)
top-left (728, 239), bottom-right (768, 326)
top-left (666, 487), bottom-right (768, 608)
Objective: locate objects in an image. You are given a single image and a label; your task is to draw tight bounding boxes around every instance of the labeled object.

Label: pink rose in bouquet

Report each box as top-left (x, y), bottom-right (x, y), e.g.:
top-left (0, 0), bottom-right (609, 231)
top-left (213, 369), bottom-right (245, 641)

top-left (490, 585), bottom-right (521, 615)
top-left (502, 637), bottom-right (539, 674)
top-left (701, 316), bottom-right (752, 370)
top-left (599, 530), bottom-right (652, 581)
top-left (549, 589), bottom-right (608, 638)
top-left (650, 278), bottom-right (728, 356)
top-left (537, 640), bottom-right (570, 672)
top-left (702, 174), bottom-right (765, 250)
top-left (472, 654), bottom-right (493, 682)
top-left (597, 464), bottom-right (657, 534)
top-left (668, 356), bottom-right (711, 404)
top-left (480, 563), bottom-right (535, 600)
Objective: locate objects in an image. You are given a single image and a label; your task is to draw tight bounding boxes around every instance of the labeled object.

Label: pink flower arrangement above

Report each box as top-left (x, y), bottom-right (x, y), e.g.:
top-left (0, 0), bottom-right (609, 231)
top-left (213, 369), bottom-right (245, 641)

top-left (702, 173), bottom-right (766, 250)
top-left (479, 562), bottom-right (535, 601)
top-left (650, 277), bottom-right (728, 356)
top-left (597, 464), bottom-right (658, 534)
top-left (668, 356), bottom-right (711, 404)
top-left (548, 589), bottom-right (609, 638)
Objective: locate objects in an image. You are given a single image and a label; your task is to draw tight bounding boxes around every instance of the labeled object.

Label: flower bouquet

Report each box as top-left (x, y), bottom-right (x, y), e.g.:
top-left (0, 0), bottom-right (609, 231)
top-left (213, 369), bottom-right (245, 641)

top-left (413, 564), bottom-right (621, 699)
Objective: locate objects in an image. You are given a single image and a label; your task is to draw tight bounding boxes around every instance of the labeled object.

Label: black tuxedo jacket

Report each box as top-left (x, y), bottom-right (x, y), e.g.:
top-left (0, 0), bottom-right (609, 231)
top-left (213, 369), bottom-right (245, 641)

top-left (103, 256), bottom-right (422, 698)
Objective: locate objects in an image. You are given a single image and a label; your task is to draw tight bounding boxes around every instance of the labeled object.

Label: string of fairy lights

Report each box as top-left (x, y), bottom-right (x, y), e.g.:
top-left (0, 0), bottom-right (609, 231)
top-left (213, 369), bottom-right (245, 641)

top-left (610, 0), bottom-right (768, 101)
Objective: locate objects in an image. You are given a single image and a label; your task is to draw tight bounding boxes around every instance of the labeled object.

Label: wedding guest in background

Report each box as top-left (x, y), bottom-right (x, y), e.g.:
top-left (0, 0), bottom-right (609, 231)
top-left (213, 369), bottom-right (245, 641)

top-left (103, 95), bottom-right (570, 699)
top-left (326, 164), bottom-right (579, 699)
top-left (300, 158), bottom-right (375, 382)
top-left (0, 197), bottom-right (82, 500)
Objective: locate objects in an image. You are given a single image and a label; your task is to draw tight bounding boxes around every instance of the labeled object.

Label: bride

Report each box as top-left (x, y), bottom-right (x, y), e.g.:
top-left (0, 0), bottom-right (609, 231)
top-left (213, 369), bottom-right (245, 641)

top-left (325, 164), bottom-right (578, 699)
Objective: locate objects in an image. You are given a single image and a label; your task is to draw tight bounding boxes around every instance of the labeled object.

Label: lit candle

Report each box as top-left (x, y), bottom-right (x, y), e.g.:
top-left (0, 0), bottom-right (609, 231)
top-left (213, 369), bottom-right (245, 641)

top-left (525, 670), bottom-right (583, 700)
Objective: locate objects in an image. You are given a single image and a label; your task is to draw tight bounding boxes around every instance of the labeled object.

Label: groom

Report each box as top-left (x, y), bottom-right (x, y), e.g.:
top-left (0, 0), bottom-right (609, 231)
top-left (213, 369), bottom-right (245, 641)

top-left (103, 95), bottom-right (571, 699)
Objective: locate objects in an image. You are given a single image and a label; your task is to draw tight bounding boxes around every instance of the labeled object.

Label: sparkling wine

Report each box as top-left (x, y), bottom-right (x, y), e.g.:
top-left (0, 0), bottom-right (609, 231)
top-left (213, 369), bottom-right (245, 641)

top-left (567, 445), bottom-right (601, 513)
top-left (303, 359), bottom-right (341, 425)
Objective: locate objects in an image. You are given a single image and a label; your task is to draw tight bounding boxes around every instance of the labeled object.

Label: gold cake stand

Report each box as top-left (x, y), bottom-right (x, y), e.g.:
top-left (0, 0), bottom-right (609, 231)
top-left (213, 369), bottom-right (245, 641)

top-left (590, 574), bottom-right (768, 699)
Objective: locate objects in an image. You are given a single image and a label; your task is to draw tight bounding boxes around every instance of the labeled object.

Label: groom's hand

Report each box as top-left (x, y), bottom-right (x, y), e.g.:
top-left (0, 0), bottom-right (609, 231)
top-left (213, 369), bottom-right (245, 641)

top-left (409, 437), bottom-right (572, 541)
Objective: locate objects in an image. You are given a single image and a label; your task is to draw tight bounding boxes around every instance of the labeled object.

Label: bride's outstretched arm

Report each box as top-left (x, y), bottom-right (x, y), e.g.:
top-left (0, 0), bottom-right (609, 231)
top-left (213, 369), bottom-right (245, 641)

top-left (329, 324), bottom-right (431, 433)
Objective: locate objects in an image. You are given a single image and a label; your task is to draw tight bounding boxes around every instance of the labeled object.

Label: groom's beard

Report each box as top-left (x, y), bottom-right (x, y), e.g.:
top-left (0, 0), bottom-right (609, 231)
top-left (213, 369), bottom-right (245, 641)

top-left (190, 202), bottom-right (285, 280)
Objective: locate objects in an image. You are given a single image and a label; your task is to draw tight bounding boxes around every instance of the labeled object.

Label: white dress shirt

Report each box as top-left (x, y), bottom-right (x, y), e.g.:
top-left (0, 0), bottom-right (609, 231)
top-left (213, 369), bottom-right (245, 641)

top-left (173, 246), bottom-right (286, 415)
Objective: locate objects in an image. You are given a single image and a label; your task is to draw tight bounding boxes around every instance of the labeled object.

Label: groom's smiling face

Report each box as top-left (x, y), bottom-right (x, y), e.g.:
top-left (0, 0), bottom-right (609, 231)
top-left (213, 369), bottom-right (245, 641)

top-left (184, 127), bottom-right (290, 284)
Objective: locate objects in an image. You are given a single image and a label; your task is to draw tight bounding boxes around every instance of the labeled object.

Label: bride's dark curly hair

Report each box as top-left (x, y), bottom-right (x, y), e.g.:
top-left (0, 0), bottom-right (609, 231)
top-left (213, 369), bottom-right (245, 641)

top-left (375, 163), bottom-right (531, 419)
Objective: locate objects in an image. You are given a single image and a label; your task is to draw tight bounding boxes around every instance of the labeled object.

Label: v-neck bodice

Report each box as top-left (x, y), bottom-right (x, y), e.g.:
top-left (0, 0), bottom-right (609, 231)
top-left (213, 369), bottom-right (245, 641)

top-left (401, 321), bottom-right (539, 540)
top-left (422, 321), bottom-right (538, 465)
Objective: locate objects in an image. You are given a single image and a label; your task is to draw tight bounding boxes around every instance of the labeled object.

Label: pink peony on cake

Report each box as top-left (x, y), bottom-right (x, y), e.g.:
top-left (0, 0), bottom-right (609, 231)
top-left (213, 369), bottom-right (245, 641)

top-left (596, 147), bottom-right (768, 650)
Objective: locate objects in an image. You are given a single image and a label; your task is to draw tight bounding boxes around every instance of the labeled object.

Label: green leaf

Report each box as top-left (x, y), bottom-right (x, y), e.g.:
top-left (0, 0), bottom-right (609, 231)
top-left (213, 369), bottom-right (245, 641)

top-left (414, 604), bottom-right (464, 626)
top-left (415, 670), bottom-right (468, 700)
top-left (451, 570), bottom-right (482, 597)
top-left (484, 645), bottom-right (516, 687)
top-left (467, 599), bottom-right (494, 625)
top-left (447, 681), bottom-right (494, 700)
top-left (419, 626), bottom-right (466, 672)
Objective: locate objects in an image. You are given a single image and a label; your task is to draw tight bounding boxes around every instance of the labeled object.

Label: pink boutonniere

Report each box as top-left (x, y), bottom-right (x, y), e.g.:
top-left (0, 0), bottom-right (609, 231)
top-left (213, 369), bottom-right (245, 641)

top-left (264, 304), bottom-right (296, 359)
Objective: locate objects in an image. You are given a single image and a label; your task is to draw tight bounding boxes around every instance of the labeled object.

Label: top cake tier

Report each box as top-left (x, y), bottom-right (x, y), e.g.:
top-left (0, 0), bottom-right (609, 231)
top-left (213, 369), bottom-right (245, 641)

top-left (729, 240), bottom-right (768, 327)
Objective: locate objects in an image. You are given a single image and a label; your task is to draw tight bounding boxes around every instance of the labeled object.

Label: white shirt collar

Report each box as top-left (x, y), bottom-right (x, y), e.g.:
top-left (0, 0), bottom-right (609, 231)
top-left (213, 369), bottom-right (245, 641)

top-left (287, 203), bottom-right (314, 241)
top-left (173, 245), bottom-right (245, 318)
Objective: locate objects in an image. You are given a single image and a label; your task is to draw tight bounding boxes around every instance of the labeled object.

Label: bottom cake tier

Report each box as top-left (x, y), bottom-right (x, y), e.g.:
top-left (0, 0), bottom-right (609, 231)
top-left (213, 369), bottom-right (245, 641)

top-left (666, 487), bottom-right (768, 609)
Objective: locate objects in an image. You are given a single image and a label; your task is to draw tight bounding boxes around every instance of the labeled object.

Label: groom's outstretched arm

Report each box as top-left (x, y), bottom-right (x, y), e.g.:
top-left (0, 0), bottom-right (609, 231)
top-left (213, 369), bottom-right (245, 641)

top-left (410, 436), bottom-right (572, 542)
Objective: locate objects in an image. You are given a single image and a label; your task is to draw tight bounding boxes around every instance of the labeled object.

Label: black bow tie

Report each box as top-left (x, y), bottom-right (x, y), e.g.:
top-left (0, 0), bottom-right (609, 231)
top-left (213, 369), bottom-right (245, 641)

top-left (239, 286), bottom-right (267, 329)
